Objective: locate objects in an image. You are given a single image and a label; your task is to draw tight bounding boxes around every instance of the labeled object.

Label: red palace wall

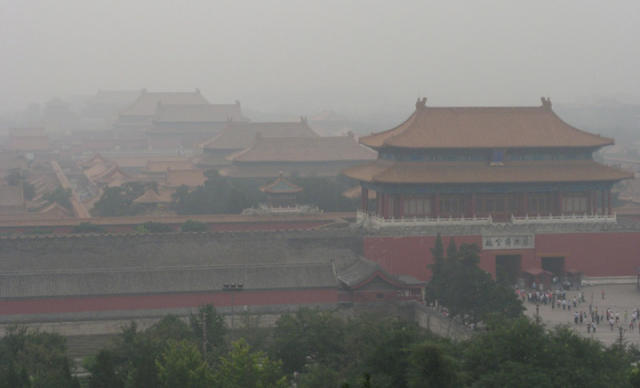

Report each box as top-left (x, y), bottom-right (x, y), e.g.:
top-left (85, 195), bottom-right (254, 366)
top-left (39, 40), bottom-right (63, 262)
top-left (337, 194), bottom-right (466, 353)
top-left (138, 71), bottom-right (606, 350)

top-left (0, 289), bottom-right (339, 316)
top-left (364, 232), bottom-right (640, 281)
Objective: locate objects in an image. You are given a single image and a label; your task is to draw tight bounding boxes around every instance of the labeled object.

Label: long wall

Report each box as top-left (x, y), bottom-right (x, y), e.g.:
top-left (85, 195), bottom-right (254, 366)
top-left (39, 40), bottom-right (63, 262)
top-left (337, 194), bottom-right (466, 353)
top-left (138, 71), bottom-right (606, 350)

top-left (364, 231), bottom-right (640, 280)
top-left (0, 230), bottom-right (363, 322)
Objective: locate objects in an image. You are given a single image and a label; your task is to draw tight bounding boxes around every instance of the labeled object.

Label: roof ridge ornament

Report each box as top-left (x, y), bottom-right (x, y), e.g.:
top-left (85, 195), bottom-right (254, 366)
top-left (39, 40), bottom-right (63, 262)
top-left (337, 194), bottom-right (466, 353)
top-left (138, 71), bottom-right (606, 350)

top-left (415, 97), bottom-right (427, 111)
top-left (540, 97), bottom-right (552, 110)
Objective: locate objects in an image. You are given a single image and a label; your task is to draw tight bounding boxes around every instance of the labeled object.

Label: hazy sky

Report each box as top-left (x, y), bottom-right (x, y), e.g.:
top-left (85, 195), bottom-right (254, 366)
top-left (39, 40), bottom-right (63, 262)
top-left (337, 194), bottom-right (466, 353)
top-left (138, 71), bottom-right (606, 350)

top-left (1, 0), bottom-right (639, 116)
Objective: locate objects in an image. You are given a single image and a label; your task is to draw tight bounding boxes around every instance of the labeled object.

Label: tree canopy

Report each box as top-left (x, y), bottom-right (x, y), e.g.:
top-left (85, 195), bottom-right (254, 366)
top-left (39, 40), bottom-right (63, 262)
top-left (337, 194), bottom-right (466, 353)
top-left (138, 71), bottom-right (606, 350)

top-left (427, 240), bottom-right (524, 325)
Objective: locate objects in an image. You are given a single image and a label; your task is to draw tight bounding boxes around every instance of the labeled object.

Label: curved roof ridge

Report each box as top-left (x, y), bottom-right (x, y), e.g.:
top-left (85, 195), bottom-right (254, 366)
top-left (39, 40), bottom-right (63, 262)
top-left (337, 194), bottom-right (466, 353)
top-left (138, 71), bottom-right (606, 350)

top-left (360, 99), bottom-right (613, 149)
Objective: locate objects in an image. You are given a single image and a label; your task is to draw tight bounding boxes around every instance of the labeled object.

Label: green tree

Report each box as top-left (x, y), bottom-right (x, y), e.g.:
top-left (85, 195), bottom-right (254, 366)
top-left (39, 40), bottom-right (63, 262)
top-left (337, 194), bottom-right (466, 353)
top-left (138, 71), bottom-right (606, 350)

top-left (0, 327), bottom-right (80, 388)
top-left (100, 316), bottom-right (196, 388)
top-left (463, 317), bottom-right (633, 387)
top-left (72, 222), bottom-right (105, 234)
top-left (139, 222), bottom-right (173, 233)
top-left (87, 349), bottom-right (124, 388)
top-left (215, 339), bottom-right (287, 388)
top-left (407, 342), bottom-right (458, 388)
top-left (43, 186), bottom-right (72, 210)
top-left (273, 309), bottom-right (346, 374)
top-left (189, 305), bottom-right (226, 361)
top-left (91, 182), bottom-right (148, 217)
top-left (430, 234), bottom-right (444, 277)
top-left (181, 220), bottom-right (208, 232)
top-left (155, 340), bottom-right (212, 388)
top-left (172, 171), bottom-right (251, 215)
top-left (22, 182), bottom-right (35, 201)
top-left (427, 241), bottom-right (523, 325)
top-left (445, 237), bottom-right (457, 261)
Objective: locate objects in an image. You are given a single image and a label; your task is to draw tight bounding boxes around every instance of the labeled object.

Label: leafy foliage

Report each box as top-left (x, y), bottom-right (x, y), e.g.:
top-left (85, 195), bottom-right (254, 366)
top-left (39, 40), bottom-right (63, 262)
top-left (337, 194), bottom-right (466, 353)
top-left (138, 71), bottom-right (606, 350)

top-left (91, 182), bottom-right (148, 217)
top-left (172, 171), bottom-right (250, 215)
top-left (14, 302), bottom-right (636, 388)
top-left (407, 342), bottom-right (459, 388)
top-left (156, 340), bottom-right (212, 388)
top-left (22, 182), bottom-right (35, 201)
top-left (181, 220), bottom-right (208, 232)
top-left (72, 222), bottom-right (105, 234)
top-left (43, 186), bottom-right (72, 210)
top-left (0, 327), bottom-right (80, 388)
top-left (189, 305), bottom-right (227, 362)
top-left (137, 222), bottom-right (173, 233)
top-left (272, 308), bottom-right (346, 374)
top-left (427, 241), bottom-right (523, 324)
top-left (463, 317), bottom-right (633, 387)
top-left (215, 339), bottom-right (288, 388)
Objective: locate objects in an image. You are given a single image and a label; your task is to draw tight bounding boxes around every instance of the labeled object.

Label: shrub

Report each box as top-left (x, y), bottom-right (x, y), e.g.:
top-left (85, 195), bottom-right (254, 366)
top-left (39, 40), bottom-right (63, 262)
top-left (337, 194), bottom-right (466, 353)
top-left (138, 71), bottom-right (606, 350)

top-left (72, 222), bottom-right (105, 234)
top-left (181, 220), bottom-right (208, 232)
top-left (140, 222), bottom-right (173, 233)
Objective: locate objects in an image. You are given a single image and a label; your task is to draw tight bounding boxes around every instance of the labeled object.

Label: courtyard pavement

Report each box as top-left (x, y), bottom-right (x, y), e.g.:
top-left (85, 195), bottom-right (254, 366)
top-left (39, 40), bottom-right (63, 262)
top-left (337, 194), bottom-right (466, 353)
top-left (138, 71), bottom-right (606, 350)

top-left (523, 284), bottom-right (640, 347)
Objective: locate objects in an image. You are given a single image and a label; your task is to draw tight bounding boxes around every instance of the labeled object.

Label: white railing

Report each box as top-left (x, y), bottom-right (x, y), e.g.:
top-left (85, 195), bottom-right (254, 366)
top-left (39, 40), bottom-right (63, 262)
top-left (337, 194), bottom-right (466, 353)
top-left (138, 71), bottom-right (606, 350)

top-left (356, 211), bottom-right (492, 227)
top-left (356, 211), bottom-right (617, 228)
top-left (511, 213), bottom-right (617, 224)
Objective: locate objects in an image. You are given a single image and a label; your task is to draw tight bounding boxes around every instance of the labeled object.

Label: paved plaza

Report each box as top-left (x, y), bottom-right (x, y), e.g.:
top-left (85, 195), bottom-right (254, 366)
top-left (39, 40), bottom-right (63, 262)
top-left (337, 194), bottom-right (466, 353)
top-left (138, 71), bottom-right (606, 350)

top-left (524, 284), bottom-right (640, 346)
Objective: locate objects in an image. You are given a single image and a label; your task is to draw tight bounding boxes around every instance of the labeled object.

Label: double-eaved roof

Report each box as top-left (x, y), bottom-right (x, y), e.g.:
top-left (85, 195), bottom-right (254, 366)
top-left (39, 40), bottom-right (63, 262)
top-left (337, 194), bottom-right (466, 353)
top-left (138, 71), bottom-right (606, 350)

top-left (361, 98), bottom-right (613, 149)
top-left (343, 98), bottom-right (630, 185)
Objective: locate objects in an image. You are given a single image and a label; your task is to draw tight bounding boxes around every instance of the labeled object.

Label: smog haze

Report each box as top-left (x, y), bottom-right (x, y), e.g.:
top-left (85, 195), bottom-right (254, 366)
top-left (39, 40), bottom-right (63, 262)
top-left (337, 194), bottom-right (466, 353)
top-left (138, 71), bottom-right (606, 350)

top-left (1, 0), bottom-right (639, 116)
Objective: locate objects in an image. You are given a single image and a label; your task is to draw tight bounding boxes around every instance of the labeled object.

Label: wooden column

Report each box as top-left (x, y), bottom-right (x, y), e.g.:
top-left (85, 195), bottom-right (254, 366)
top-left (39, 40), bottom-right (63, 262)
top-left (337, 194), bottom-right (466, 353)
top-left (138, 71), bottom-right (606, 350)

top-left (433, 193), bottom-right (440, 218)
top-left (361, 187), bottom-right (368, 212)
top-left (470, 193), bottom-right (476, 217)
top-left (556, 191), bottom-right (563, 215)
top-left (382, 194), bottom-right (388, 219)
top-left (395, 195), bottom-right (404, 219)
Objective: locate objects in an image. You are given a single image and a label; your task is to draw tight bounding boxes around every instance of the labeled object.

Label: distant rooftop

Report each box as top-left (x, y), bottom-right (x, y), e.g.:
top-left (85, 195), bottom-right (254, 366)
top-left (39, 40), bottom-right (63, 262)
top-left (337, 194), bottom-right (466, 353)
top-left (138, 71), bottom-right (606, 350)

top-left (153, 102), bottom-right (249, 123)
top-left (201, 119), bottom-right (318, 151)
top-left (119, 89), bottom-right (209, 117)
top-left (229, 135), bottom-right (377, 163)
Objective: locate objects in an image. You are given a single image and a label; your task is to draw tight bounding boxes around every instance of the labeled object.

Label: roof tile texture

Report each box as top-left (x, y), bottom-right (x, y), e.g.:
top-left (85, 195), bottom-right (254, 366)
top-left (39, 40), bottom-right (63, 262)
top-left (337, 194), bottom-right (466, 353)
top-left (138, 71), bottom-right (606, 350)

top-left (343, 160), bottom-right (632, 184)
top-left (361, 104), bottom-right (613, 149)
top-left (230, 136), bottom-right (377, 163)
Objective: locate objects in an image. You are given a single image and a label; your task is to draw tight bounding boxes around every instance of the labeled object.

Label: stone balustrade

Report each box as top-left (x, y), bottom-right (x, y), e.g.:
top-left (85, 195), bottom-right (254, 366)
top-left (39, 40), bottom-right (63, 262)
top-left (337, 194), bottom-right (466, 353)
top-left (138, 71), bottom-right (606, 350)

top-left (511, 213), bottom-right (617, 224)
top-left (357, 211), bottom-right (617, 229)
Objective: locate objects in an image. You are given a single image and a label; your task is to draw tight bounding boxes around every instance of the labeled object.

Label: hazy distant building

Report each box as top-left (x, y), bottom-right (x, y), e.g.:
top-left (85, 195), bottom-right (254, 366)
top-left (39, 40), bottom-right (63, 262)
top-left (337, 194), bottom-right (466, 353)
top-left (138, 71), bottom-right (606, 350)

top-left (147, 101), bottom-right (249, 150)
top-left (0, 184), bottom-right (25, 216)
top-left (114, 89), bottom-right (209, 130)
top-left (197, 118), bottom-right (318, 168)
top-left (7, 128), bottom-right (49, 152)
top-left (140, 159), bottom-right (206, 188)
top-left (83, 90), bottom-right (143, 124)
top-left (222, 134), bottom-right (377, 178)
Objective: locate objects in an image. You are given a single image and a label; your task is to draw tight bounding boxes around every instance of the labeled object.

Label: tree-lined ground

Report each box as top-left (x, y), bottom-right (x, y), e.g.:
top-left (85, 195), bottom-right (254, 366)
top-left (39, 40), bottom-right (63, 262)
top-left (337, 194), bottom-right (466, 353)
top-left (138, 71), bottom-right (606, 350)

top-left (4, 239), bottom-right (640, 387)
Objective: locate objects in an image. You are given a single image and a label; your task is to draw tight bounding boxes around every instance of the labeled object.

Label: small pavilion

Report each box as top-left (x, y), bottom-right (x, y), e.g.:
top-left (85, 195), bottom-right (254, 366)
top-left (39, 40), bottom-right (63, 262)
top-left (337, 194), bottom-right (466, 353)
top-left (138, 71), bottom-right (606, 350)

top-left (260, 173), bottom-right (303, 208)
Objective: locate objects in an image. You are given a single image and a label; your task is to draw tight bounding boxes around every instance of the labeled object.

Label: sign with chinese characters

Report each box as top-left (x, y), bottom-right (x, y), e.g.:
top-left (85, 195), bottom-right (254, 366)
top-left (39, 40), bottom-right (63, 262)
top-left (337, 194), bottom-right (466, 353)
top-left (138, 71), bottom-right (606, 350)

top-left (482, 234), bottom-right (534, 250)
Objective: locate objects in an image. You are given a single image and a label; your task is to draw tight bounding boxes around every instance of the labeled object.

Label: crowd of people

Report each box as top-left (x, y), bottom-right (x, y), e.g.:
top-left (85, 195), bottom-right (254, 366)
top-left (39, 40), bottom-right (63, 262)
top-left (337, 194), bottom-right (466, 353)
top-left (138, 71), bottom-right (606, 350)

top-left (517, 282), bottom-right (640, 337)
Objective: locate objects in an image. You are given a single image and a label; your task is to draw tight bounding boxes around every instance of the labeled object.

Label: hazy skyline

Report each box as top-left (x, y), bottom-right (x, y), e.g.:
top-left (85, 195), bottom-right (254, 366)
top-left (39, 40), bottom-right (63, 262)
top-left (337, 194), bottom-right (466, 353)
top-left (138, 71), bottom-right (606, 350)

top-left (2, 0), bottom-right (639, 116)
